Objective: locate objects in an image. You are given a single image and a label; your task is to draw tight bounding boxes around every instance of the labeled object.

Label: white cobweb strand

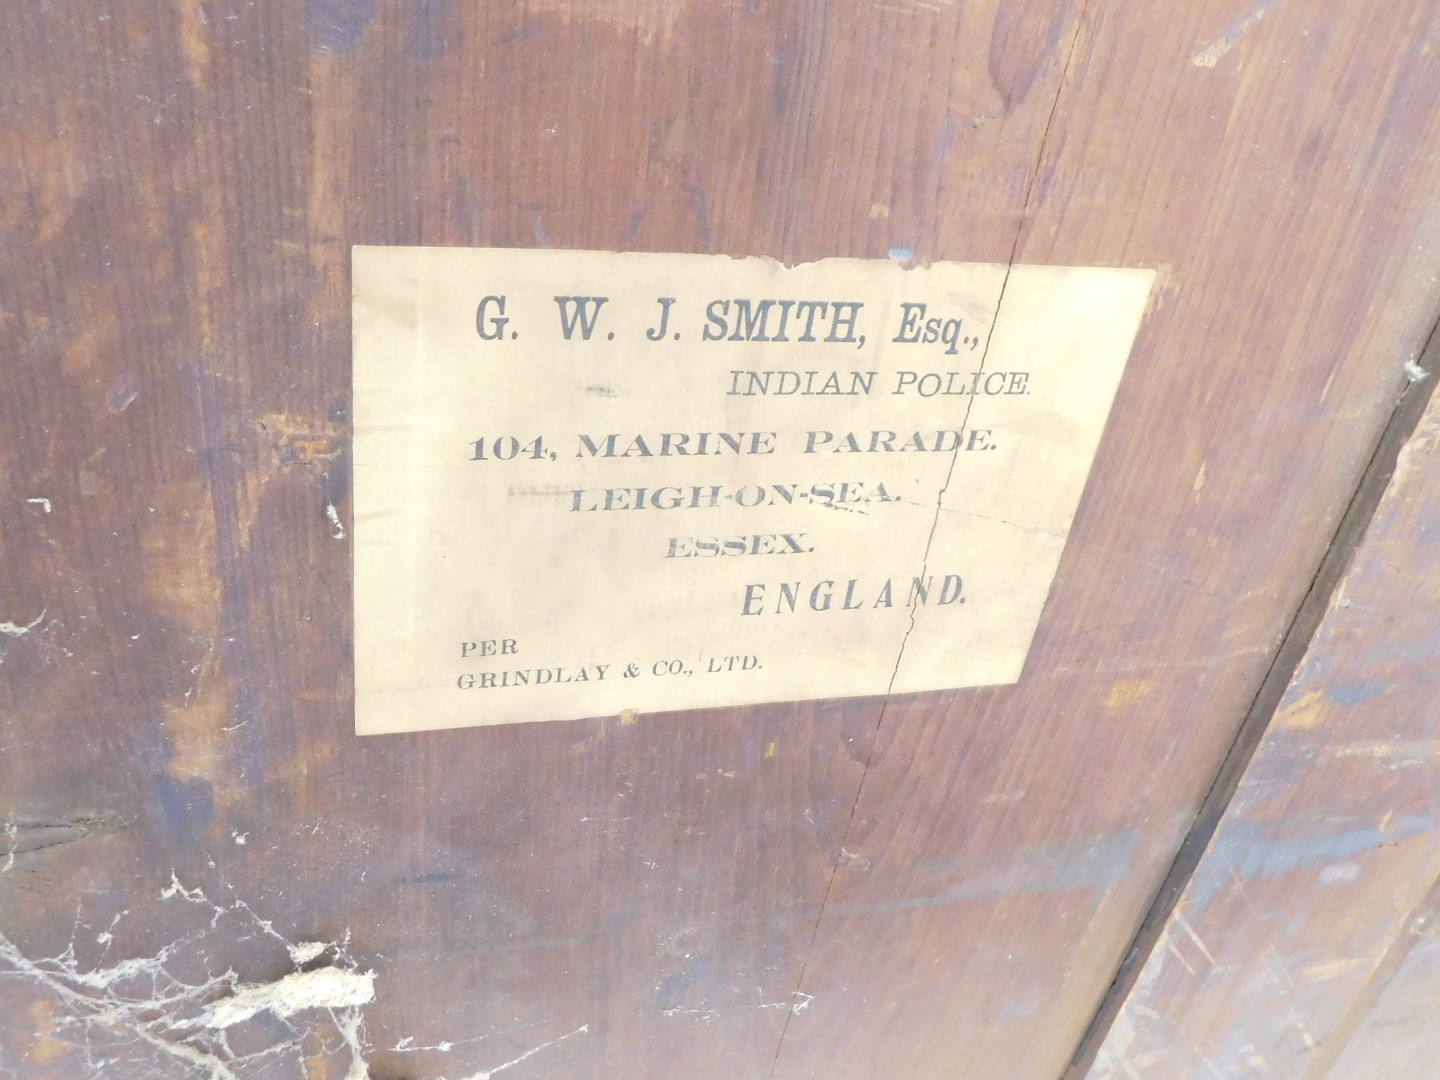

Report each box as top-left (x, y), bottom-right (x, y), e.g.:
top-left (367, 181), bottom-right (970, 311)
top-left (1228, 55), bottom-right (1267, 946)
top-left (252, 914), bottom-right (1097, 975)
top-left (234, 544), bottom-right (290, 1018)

top-left (0, 869), bottom-right (593, 1079)
top-left (0, 872), bottom-right (374, 1079)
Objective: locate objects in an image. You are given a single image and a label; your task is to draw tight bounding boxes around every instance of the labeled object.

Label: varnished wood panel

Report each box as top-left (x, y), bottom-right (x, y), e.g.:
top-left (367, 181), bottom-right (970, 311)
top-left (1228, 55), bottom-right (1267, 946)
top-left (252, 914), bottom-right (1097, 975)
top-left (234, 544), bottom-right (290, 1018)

top-left (1086, 367), bottom-right (1440, 1079)
top-left (1319, 880), bottom-right (1440, 1080)
top-left (0, 3), bottom-right (1062, 1078)
top-left (772, 2), bottom-right (1440, 1076)
top-left (1, 1), bottom-right (1439, 1078)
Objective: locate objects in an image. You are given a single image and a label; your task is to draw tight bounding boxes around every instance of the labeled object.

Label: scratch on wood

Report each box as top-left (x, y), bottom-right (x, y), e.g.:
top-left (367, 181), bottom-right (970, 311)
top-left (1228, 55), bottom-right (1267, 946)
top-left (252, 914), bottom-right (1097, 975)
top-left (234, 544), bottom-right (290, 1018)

top-left (1173, 912), bottom-right (1218, 966)
top-left (1191, 0), bottom-right (1283, 68)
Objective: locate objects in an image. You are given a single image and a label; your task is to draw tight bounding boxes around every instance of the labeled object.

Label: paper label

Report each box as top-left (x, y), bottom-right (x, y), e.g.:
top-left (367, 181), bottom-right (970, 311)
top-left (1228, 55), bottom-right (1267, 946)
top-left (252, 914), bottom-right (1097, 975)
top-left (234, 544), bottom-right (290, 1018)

top-left (352, 247), bottom-right (1153, 733)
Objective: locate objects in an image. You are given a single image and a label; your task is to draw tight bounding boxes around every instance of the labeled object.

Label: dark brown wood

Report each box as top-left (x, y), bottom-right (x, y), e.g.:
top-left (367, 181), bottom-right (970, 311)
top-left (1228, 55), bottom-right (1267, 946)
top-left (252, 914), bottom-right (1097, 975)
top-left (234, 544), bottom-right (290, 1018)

top-left (2, 2), bottom-right (1439, 1078)
top-left (770, 2), bottom-right (1440, 1076)
top-left (1067, 323), bottom-right (1440, 1079)
top-left (0, 4), bottom-right (1055, 1077)
top-left (1081, 353), bottom-right (1440, 1079)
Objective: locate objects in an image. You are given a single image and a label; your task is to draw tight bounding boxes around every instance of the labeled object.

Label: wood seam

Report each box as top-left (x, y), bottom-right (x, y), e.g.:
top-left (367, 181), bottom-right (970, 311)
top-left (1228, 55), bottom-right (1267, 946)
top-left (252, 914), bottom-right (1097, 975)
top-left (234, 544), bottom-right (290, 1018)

top-left (1061, 315), bottom-right (1440, 1080)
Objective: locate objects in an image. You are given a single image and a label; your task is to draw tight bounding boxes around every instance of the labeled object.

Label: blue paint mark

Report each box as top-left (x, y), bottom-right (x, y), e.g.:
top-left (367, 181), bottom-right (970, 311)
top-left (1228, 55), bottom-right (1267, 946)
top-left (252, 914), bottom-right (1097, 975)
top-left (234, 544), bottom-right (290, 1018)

top-left (307, 0), bottom-right (377, 52)
top-left (1326, 681), bottom-right (1392, 707)
top-left (404, 871), bottom-right (459, 885)
top-left (407, 0), bottom-right (449, 60)
top-left (1189, 815), bottom-right (1435, 911)
top-left (155, 775), bottom-right (215, 849)
top-left (136, 723), bottom-right (212, 849)
top-left (845, 830), bottom-right (1141, 916)
top-left (657, 956), bottom-right (716, 1011)
top-left (137, 727), bottom-right (171, 773)
top-left (888, 245), bottom-right (915, 264)
top-left (931, 113), bottom-right (956, 169)
top-left (1354, 629), bottom-right (1440, 671)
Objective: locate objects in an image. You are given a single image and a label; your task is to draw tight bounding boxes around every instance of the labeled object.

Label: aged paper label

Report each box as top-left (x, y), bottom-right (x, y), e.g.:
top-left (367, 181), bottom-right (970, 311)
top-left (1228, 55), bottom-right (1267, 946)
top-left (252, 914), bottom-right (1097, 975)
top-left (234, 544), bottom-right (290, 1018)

top-left (352, 247), bottom-right (1153, 734)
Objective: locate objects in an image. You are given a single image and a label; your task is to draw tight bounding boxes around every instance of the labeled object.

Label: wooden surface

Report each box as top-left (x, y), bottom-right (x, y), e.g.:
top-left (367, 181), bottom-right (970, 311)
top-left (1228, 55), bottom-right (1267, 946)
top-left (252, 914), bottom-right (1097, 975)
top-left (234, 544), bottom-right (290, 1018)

top-left (767, 2), bottom-right (1440, 1075)
top-left (1087, 371), bottom-right (1440, 1080)
top-left (1318, 880), bottom-right (1440, 1080)
top-left (2, 2), bottom-right (1439, 1078)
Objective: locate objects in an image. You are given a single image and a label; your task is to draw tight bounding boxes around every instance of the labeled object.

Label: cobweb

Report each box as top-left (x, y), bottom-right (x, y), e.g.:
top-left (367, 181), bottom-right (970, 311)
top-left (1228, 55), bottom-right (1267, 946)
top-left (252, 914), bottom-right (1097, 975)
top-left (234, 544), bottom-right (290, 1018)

top-left (0, 870), bottom-right (373, 1079)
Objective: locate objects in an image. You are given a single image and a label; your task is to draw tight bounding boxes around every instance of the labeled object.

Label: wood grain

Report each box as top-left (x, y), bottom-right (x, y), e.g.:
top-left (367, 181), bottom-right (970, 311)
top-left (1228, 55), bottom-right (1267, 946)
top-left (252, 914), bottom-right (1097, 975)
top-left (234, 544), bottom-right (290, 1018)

top-left (771, 1), bottom-right (1440, 1076)
top-left (1, 1), bottom-right (1438, 1078)
top-left (0, 3), bottom-right (1058, 1077)
top-left (1085, 353), bottom-right (1440, 1079)
top-left (1318, 876), bottom-right (1440, 1080)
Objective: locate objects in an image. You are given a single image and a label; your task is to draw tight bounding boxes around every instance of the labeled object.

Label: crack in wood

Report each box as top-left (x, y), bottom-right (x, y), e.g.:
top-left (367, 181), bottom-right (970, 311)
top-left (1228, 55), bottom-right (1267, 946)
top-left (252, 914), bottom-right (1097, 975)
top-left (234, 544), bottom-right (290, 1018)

top-left (764, 10), bottom-right (1091, 1074)
top-left (1063, 315), bottom-right (1440, 1080)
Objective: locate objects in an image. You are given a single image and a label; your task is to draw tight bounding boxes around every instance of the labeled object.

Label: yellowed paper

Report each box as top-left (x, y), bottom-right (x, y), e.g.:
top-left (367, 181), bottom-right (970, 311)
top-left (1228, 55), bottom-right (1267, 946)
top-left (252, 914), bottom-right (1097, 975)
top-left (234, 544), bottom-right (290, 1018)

top-left (352, 247), bottom-right (1153, 734)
